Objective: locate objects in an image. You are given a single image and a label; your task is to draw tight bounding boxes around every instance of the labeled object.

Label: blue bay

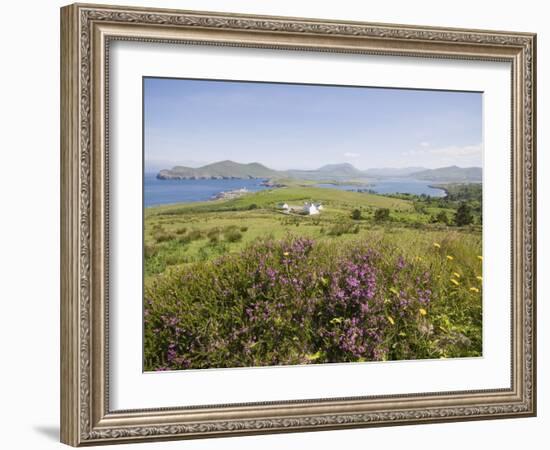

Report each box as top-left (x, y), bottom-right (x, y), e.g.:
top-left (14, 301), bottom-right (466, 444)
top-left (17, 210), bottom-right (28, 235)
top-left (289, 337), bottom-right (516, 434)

top-left (316, 180), bottom-right (446, 198)
top-left (145, 175), bottom-right (447, 208)
top-left (144, 174), bottom-right (271, 207)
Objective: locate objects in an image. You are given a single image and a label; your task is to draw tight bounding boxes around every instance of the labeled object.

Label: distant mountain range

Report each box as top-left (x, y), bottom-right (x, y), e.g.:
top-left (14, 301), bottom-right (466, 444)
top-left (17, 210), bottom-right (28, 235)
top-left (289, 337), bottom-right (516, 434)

top-left (408, 166), bottom-right (482, 182)
top-left (363, 167), bottom-right (426, 177)
top-left (317, 163), bottom-right (366, 177)
top-left (285, 163), bottom-right (366, 180)
top-left (157, 161), bottom-right (482, 183)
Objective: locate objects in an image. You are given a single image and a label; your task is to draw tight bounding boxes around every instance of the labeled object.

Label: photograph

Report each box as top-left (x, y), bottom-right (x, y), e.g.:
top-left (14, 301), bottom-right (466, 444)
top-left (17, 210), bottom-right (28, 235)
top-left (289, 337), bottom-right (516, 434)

top-left (143, 78), bottom-right (484, 371)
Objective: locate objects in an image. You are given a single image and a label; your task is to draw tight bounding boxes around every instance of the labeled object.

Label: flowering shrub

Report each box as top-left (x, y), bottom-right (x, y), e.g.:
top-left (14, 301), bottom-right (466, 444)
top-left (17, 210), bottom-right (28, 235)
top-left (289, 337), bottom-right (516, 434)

top-left (144, 235), bottom-right (482, 371)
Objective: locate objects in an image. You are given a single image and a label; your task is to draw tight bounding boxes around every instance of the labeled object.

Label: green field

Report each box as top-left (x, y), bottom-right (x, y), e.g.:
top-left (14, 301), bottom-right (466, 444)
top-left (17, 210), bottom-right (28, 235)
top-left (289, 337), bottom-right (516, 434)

top-left (144, 186), bottom-right (474, 276)
top-left (144, 184), bottom-right (482, 371)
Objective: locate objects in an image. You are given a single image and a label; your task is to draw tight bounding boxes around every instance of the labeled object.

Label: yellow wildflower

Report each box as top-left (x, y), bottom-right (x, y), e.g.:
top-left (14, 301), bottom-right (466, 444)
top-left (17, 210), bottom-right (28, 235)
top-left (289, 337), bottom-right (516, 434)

top-left (415, 256), bottom-right (423, 262)
top-left (389, 287), bottom-right (399, 295)
top-left (450, 278), bottom-right (460, 286)
top-left (476, 276), bottom-right (483, 282)
top-left (283, 252), bottom-right (289, 256)
top-left (419, 308), bottom-right (427, 316)
top-left (470, 287), bottom-right (480, 293)
top-left (446, 255), bottom-right (454, 261)
top-left (453, 272), bottom-right (461, 278)
top-left (387, 316), bottom-right (395, 325)
top-left (306, 351), bottom-right (322, 361)
top-left (433, 243), bottom-right (441, 249)
top-left (477, 255), bottom-right (483, 261)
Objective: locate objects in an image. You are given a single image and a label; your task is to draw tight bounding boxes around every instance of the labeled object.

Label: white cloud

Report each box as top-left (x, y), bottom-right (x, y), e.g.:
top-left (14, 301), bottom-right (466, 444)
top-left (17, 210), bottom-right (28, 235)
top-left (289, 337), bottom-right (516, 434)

top-left (402, 144), bottom-right (481, 157)
top-left (420, 141), bottom-right (430, 147)
top-left (343, 152), bottom-right (360, 158)
top-left (400, 144), bottom-right (482, 168)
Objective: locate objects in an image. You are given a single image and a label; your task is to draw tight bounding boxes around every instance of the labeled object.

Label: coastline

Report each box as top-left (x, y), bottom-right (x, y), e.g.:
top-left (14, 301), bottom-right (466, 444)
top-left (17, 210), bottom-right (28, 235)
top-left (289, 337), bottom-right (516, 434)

top-left (145, 177), bottom-right (460, 208)
top-left (428, 183), bottom-right (449, 197)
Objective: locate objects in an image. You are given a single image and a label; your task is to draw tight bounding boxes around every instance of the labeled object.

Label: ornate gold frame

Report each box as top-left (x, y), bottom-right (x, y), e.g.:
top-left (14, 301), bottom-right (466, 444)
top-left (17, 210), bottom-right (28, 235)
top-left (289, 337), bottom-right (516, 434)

top-left (60, 3), bottom-right (536, 446)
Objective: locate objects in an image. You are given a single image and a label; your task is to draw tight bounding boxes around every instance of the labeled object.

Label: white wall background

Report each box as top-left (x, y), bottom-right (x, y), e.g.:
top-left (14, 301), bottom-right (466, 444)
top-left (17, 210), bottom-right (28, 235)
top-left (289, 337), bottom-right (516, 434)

top-left (0, 1), bottom-right (545, 449)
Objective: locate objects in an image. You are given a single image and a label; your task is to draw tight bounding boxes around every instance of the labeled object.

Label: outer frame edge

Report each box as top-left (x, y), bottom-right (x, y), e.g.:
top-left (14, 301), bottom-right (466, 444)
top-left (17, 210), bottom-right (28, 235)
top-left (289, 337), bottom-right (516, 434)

top-left (60, 2), bottom-right (536, 445)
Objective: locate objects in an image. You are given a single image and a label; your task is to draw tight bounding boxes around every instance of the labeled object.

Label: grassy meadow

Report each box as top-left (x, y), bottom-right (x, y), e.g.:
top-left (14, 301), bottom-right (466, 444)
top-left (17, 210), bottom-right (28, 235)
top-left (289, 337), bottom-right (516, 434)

top-left (144, 183), bottom-right (483, 371)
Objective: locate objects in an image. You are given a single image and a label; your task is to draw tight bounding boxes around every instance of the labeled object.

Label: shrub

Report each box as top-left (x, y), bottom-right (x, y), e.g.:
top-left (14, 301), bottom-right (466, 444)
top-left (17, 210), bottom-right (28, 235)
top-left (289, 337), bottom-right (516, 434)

top-left (187, 229), bottom-right (204, 241)
top-left (328, 222), bottom-right (355, 236)
top-left (178, 234), bottom-right (191, 245)
top-left (413, 202), bottom-right (427, 214)
top-left (351, 209), bottom-right (362, 220)
top-left (154, 232), bottom-right (174, 243)
top-left (224, 229), bottom-right (242, 243)
top-left (240, 226), bottom-right (249, 232)
top-left (144, 240), bottom-right (190, 275)
top-left (374, 208), bottom-right (390, 222)
top-left (248, 203), bottom-right (258, 210)
top-left (206, 228), bottom-right (220, 240)
top-left (436, 211), bottom-right (449, 225)
top-left (455, 202), bottom-right (473, 226)
top-left (175, 227), bottom-right (188, 235)
top-left (144, 244), bottom-right (158, 258)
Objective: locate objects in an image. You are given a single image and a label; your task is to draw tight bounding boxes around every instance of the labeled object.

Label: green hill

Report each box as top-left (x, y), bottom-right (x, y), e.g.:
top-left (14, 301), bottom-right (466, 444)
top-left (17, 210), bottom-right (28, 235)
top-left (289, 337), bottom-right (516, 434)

top-left (409, 166), bottom-right (482, 182)
top-left (149, 186), bottom-right (413, 216)
top-left (158, 160), bottom-right (280, 180)
top-left (315, 163), bottom-right (366, 177)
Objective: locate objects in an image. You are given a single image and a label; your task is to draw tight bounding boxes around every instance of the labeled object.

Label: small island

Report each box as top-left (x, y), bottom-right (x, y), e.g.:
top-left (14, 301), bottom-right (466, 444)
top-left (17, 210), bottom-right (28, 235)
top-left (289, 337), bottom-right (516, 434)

top-left (156, 160), bottom-right (279, 180)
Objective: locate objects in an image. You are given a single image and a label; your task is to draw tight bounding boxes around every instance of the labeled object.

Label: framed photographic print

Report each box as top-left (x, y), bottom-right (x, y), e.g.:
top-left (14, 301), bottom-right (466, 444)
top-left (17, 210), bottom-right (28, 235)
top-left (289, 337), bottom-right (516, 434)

top-left (60, 3), bottom-right (537, 446)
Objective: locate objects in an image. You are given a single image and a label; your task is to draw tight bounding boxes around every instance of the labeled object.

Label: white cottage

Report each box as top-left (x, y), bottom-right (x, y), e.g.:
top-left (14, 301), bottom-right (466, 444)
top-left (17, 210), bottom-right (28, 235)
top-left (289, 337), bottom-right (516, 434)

top-left (303, 202), bottom-right (320, 215)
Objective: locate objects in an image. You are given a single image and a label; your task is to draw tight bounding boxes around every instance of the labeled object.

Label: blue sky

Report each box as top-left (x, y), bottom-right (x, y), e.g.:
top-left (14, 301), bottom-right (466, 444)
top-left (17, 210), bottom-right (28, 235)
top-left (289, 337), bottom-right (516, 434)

top-left (144, 77), bottom-right (482, 172)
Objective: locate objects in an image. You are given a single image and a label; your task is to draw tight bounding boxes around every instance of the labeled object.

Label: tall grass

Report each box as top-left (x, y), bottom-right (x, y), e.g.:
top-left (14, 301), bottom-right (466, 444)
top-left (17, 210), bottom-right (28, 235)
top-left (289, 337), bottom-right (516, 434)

top-left (144, 232), bottom-right (482, 371)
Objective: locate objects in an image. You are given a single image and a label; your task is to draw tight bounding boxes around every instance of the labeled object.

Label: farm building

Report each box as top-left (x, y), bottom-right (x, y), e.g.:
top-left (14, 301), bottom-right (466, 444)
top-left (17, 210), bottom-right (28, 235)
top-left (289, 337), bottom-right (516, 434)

top-left (303, 202), bottom-right (322, 215)
top-left (279, 202), bottom-right (323, 215)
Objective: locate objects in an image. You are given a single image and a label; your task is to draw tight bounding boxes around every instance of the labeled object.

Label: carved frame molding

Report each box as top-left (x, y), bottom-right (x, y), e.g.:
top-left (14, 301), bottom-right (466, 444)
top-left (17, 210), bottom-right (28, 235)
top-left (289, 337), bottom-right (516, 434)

top-left (61, 3), bottom-right (536, 446)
